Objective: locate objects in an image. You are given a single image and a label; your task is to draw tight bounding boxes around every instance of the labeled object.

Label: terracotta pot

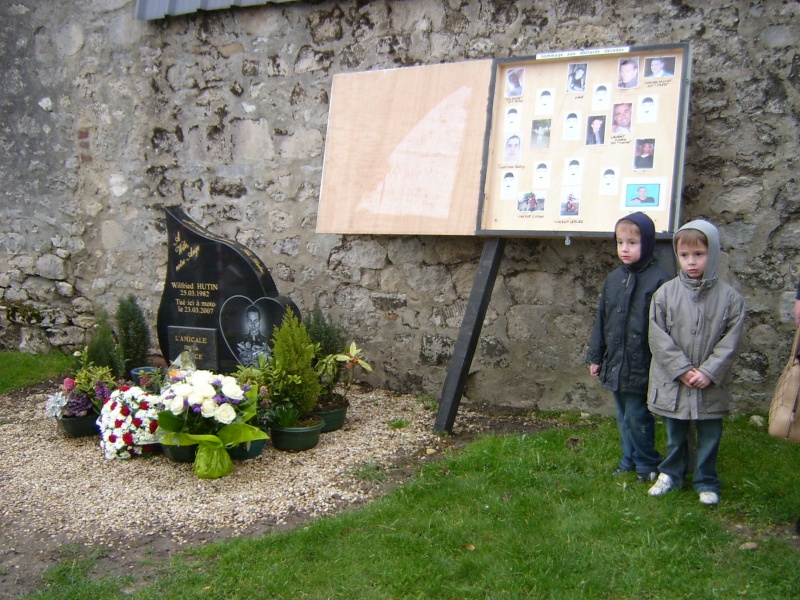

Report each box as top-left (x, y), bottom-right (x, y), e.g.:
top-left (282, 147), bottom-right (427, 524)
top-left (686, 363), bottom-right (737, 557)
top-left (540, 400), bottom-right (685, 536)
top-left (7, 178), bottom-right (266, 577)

top-left (56, 414), bottom-right (99, 438)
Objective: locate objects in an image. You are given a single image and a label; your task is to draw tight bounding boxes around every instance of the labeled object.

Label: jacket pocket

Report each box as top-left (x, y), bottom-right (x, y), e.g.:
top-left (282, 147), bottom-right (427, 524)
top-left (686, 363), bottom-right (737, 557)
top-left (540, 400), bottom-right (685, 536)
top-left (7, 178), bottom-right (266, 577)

top-left (650, 385), bottom-right (679, 412)
top-left (664, 308), bottom-right (674, 335)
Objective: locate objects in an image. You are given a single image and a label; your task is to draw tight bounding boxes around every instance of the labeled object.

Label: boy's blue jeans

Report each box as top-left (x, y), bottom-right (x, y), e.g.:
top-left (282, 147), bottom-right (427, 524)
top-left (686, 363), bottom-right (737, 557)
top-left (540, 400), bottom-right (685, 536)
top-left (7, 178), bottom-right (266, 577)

top-left (613, 392), bottom-right (661, 474)
top-left (659, 417), bottom-right (723, 494)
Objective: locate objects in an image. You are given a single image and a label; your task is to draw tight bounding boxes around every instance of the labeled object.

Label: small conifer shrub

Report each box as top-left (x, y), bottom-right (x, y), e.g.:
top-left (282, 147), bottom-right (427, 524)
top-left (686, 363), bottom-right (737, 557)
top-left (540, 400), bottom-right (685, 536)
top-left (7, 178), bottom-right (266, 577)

top-left (116, 294), bottom-right (151, 375)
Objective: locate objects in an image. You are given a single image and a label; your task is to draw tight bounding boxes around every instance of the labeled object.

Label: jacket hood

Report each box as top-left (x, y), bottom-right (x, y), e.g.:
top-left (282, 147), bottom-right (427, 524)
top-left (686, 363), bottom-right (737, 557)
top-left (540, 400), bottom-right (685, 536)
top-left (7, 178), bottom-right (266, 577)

top-left (674, 219), bottom-right (720, 281)
top-left (617, 211), bottom-right (656, 267)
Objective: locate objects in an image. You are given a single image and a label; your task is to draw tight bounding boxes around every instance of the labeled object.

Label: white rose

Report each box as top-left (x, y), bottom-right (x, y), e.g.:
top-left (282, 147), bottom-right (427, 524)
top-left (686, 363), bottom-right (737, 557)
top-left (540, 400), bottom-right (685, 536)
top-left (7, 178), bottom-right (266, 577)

top-left (214, 403), bottom-right (237, 425)
top-left (167, 396), bottom-right (185, 415)
top-left (187, 390), bottom-right (206, 406)
top-left (193, 382), bottom-right (217, 399)
top-left (171, 382), bottom-right (194, 398)
top-left (220, 378), bottom-right (244, 401)
top-left (187, 370), bottom-right (214, 386)
top-left (200, 398), bottom-right (218, 418)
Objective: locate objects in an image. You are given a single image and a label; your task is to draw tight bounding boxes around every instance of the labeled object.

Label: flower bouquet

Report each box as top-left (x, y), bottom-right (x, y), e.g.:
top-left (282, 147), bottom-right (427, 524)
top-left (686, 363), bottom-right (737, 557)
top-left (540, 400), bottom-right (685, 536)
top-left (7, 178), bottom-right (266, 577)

top-left (156, 369), bottom-right (268, 479)
top-left (98, 385), bottom-right (159, 459)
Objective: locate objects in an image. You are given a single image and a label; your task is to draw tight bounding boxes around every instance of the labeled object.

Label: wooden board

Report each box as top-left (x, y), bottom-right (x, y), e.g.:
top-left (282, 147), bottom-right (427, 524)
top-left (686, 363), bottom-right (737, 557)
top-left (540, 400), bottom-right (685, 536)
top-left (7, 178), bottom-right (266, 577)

top-left (317, 60), bottom-right (493, 236)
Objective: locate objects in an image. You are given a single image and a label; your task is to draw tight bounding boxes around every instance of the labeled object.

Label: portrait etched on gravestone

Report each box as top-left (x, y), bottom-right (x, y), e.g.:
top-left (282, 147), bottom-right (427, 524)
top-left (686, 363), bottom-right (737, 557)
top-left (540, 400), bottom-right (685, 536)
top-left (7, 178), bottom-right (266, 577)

top-left (157, 206), bottom-right (298, 373)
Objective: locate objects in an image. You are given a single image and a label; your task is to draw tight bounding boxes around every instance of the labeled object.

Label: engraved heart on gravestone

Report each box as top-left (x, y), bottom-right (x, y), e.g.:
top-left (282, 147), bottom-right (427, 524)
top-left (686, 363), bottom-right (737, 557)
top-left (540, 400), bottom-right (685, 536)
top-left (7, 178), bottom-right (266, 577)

top-left (219, 295), bottom-right (288, 367)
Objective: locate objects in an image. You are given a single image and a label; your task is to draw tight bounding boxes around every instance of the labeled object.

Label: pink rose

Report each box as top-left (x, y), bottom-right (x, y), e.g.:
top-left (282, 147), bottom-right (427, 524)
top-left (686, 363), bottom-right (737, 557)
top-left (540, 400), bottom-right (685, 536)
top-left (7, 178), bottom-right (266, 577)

top-left (63, 378), bottom-right (76, 392)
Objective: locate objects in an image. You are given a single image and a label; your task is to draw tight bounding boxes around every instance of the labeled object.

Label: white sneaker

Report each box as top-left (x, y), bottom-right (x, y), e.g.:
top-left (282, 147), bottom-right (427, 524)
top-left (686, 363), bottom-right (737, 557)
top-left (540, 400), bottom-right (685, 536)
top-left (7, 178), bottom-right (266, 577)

top-left (648, 473), bottom-right (674, 497)
top-left (699, 491), bottom-right (719, 506)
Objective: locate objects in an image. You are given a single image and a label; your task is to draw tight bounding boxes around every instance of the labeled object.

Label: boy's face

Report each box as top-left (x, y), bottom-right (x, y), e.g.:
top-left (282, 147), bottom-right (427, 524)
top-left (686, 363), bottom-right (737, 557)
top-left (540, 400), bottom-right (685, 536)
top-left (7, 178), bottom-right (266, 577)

top-left (615, 223), bottom-right (641, 265)
top-left (676, 240), bottom-right (708, 280)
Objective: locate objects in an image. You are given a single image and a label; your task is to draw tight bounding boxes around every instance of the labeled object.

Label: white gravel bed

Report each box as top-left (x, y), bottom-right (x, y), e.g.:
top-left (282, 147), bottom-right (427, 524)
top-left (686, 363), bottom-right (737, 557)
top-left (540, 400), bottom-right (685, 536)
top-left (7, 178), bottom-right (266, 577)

top-left (0, 388), bottom-right (443, 550)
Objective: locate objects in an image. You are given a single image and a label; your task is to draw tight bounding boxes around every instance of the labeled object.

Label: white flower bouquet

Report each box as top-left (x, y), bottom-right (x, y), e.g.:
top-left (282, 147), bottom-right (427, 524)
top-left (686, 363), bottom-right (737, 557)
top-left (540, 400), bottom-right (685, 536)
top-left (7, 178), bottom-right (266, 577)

top-left (98, 385), bottom-right (159, 459)
top-left (156, 369), bottom-right (267, 478)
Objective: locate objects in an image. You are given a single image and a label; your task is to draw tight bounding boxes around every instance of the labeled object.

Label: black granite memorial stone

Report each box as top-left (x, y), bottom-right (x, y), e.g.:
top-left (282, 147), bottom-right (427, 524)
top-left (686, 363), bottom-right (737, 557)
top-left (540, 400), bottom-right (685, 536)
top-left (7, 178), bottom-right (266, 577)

top-left (157, 206), bottom-right (298, 373)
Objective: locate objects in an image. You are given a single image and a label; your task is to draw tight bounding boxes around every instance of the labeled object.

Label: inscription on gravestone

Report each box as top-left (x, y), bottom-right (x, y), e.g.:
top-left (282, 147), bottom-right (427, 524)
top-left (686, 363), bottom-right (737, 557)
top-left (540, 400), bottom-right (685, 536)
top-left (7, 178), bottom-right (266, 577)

top-left (157, 206), bottom-right (298, 373)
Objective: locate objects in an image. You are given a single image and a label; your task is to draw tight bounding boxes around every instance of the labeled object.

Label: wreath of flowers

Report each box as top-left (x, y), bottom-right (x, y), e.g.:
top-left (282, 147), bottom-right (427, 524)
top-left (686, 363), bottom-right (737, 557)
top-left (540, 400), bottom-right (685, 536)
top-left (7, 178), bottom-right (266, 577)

top-left (98, 385), bottom-right (159, 459)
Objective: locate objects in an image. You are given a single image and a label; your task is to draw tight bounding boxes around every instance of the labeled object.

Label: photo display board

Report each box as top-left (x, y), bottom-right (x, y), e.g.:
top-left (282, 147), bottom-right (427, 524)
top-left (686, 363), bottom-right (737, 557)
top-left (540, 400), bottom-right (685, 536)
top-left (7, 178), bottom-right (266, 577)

top-left (478, 44), bottom-right (690, 238)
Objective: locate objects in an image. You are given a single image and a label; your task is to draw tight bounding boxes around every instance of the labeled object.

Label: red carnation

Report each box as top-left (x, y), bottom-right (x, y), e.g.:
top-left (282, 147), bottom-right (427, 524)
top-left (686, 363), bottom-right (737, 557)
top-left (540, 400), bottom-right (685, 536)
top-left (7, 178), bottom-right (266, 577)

top-left (149, 421), bottom-right (159, 433)
top-left (119, 384), bottom-right (131, 392)
top-left (140, 400), bottom-right (149, 410)
top-left (122, 432), bottom-right (134, 446)
top-left (120, 405), bottom-right (131, 417)
top-left (115, 420), bottom-right (124, 429)
top-left (132, 417), bottom-right (143, 428)
top-left (108, 434), bottom-right (117, 443)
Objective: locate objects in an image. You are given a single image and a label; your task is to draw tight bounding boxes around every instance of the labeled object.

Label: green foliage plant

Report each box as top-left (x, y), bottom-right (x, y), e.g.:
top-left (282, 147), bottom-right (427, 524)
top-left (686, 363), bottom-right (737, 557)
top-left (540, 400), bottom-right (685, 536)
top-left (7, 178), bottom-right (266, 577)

top-left (313, 341), bottom-right (374, 412)
top-left (116, 294), bottom-right (151, 375)
top-left (85, 309), bottom-right (124, 378)
top-left (265, 311), bottom-right (322, 426)
top-left (303, 304), bottom-right (345, 358)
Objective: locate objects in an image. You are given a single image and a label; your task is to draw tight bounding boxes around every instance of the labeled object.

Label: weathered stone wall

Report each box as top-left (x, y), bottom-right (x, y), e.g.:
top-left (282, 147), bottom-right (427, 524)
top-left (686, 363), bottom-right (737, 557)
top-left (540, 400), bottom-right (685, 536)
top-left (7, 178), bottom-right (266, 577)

top-left (1, 0), bottom-right (798, 415)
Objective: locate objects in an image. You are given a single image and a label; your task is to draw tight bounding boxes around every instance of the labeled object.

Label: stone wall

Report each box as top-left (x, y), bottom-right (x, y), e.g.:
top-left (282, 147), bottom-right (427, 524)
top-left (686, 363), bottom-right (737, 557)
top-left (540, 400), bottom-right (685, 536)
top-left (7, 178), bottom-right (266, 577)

top-left (0, 0), bottom-right (798, 415)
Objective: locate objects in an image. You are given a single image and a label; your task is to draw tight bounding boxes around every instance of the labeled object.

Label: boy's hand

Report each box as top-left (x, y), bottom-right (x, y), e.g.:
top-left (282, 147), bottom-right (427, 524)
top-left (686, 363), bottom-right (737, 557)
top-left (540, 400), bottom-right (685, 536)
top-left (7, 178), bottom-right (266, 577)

top-left (679, 370), bottom-right (696, 387)
top-left (687, 370), bottom-right (711, 389)
top-left (679, 368), bottom-right (711, 389)
top-left (589, 363), bottom-right (600, 377)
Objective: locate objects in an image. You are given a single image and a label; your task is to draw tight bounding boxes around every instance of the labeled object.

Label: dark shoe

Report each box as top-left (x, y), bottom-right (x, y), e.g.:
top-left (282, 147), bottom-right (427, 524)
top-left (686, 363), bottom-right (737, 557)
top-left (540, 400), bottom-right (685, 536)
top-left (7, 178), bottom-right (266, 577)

top-left (637, 471), bottom-right (658, 483)
top-left (612, 466), bottom-right (634, 476)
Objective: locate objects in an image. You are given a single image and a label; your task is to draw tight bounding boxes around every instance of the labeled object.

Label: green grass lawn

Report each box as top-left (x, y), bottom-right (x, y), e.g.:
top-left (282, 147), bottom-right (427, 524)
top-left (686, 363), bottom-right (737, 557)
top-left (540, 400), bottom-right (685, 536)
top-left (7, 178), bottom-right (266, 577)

top-left (6, 352), bottom-right (799, 599)
top-left (0, 351), bottom-right (73, 394)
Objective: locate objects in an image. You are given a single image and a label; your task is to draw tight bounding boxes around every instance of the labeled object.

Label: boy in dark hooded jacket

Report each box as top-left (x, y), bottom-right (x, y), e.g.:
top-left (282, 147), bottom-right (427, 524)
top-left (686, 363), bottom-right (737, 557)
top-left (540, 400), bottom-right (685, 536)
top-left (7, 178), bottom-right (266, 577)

top-left (587, 212), bottom-right (671, 482)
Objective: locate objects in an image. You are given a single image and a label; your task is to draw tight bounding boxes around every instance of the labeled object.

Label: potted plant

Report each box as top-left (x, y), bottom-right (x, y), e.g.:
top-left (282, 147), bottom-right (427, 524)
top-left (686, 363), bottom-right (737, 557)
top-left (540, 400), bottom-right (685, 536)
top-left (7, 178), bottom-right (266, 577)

top-left (314, 341), bottom-right (373, 433)
top-left (304, 305), bottom-right (347, 431)
top-left (260, 311), bottom-right (324, 451)
top-left (44, 348), bottom-right (116, 437)
top-left (116, 294), bottom-right (155, 385)
top-left (155, 369), bottom-right (268, 478)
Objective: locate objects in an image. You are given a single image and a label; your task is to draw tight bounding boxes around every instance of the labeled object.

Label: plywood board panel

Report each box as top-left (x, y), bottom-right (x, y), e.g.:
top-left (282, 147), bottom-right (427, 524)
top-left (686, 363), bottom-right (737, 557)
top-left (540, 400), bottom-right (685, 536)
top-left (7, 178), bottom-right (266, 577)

top-left (318, 60), bottom-right (493, 236)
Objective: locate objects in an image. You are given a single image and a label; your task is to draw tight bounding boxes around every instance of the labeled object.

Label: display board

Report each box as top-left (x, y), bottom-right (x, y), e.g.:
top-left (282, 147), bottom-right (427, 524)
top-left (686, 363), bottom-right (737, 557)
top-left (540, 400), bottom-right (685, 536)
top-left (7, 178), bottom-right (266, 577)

top-left (478, 44), bottom-right (690, 238)
top-left (317, 60), bottom-right (493, 236)
top-left (317, 44), bottom-right (690, 239)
